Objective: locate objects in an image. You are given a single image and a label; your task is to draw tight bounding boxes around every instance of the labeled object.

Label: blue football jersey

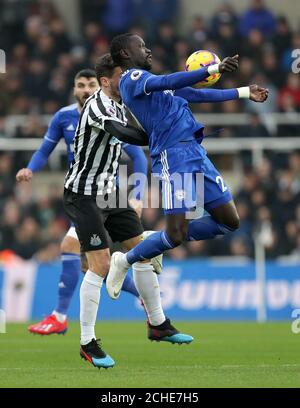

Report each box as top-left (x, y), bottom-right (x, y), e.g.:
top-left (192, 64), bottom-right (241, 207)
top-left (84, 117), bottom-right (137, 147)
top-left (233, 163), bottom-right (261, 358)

top-left (119, 69), bottom-right (205, 158)
top-left (45, 103), bottom-right (79, 166)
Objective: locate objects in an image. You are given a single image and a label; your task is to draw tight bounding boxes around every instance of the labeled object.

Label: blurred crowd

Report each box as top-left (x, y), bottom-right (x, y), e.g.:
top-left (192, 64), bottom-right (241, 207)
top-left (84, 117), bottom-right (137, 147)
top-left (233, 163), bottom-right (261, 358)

top-left (0, 0), bottom-right (300, 261)
top-left (0, 0), bottom-right (300, 136)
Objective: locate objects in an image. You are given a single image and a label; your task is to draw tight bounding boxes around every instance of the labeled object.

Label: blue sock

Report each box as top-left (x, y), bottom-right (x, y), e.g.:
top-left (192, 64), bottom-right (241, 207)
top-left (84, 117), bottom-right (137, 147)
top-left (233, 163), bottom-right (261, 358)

top-left (126, 231), bottom-right (175, 264)
top-left (103, 273), bottom-right (139, 297)
top-left (187, 216), bottom-right (233, 240)
top-left (56, 253), bottom-right (81, 315)
top-left (120, 273), bottom-right (139, 298)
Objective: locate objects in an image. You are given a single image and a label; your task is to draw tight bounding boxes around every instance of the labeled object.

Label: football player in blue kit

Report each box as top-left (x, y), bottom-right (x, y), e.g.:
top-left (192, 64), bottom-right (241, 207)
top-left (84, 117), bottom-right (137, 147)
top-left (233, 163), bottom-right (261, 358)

top-left (16, 69), bottom-right (149, 335)
top-left (107, 33), bottom-right (268, 299)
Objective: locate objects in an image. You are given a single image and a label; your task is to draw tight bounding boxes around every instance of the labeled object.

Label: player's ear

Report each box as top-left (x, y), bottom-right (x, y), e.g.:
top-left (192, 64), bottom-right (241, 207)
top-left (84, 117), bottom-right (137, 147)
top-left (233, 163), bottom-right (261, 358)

top-left (120, 48), bottom-right (130, 60)
top-left (100, 76), bottom-right (109, 88)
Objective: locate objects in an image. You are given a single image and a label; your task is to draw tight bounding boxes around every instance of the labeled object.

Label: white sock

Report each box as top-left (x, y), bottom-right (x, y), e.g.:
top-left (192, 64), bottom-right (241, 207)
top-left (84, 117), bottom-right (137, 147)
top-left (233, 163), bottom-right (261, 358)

top-left (52, 310), bottom-right (66, 323)
top-left (80, 269), bottom-right (103, 345)
top-left (132, 262), bottom-right (165, 326)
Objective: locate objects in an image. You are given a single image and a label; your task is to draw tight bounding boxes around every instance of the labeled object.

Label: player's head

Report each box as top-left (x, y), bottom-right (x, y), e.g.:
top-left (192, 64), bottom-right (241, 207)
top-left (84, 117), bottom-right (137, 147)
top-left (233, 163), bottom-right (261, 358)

top-left (74, 69), bottom-right (98, 108)
top-left (95, 53), bottom-right (122, 100)
top-left (110, 33), bottom-right (152, 70)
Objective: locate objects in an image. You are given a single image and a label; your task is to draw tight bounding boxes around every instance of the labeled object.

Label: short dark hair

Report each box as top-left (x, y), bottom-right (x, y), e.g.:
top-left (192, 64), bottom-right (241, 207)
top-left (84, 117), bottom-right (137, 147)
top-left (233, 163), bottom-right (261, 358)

top-left (95, 53), bottom-right (118, 80)
top-left (74, 69), bottom-right (96, 81)
top-left (110, 33), bottom-right (135, 65)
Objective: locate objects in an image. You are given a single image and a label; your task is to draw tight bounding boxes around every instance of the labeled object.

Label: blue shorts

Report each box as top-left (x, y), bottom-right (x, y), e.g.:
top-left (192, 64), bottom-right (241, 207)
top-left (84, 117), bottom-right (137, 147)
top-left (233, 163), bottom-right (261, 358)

top-left (152, 140), bottom-right (232, 214)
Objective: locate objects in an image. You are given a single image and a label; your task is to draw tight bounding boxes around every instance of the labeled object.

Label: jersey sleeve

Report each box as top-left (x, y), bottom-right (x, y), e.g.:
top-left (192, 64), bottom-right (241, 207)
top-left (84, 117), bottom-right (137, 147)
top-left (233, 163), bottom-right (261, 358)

top-left (120, 69), bottom-right (153, 98)
top-left (88, 99), bottom-right (126, 130)
top-left (44, 110), bottom-right (63, 144)
top-left (174, 87), bottom-right (239, 103)
top-left (27, 111), bottom-right (63, 172)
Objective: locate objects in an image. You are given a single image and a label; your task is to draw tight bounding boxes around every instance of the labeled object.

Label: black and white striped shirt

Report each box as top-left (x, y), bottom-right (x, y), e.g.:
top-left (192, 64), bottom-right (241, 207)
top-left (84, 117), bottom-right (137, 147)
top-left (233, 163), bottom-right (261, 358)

top-left (65, 89), bottom-right (126, 196)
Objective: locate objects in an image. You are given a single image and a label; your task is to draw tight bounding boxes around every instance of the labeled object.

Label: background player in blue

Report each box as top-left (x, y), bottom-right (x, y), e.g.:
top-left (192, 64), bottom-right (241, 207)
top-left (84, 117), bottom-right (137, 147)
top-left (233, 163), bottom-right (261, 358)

top-left (16, 68), bottom-right (148, 335)
top-left (107, 33), bottom-right (269, 298)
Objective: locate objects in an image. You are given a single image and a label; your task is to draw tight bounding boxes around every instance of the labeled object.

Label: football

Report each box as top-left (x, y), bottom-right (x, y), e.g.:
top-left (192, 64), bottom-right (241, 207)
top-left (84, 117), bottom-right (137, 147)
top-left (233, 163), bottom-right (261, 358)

top-left (185, 50), bottom-right (221, 88)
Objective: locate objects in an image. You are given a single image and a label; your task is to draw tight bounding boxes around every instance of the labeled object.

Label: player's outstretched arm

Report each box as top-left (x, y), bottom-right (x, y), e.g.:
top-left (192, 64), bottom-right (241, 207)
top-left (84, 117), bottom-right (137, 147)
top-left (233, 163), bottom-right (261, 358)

top-left (174, 83), bottom-right (269, 104)
top-left (175, 87), bottom-right (239, 103)
top-left (104, 120), bottom-right (149, 146)
top-left (144, 55), bottom-right (239, 93)
top-left (16, 138), bottom-right (58, 182)
top-left (16, 111), bottom-right (63, 182)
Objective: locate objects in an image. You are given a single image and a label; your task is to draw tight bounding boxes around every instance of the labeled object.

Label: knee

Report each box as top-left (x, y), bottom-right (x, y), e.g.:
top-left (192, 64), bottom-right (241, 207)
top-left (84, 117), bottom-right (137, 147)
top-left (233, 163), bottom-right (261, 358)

top-left (166, 225), bottom-right (189, 247)
top-left (61, 236), bottom-right (80, 254)
top-left (88, 252), bottom-right (110, 277)
top-left (225, 213), bottom-right (240, 231)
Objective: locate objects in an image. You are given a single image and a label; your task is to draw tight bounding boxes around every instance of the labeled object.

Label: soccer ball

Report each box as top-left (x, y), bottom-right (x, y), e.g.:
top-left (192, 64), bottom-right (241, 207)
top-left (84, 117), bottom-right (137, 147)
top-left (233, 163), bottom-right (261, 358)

top-left (185, 50), bottom-right (221, 88)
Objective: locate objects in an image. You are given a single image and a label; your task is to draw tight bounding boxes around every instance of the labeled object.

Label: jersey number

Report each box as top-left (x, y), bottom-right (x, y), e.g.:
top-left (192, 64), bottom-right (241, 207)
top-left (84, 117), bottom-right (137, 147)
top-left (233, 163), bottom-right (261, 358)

top-left (216, 176), bottom-right (228, 193)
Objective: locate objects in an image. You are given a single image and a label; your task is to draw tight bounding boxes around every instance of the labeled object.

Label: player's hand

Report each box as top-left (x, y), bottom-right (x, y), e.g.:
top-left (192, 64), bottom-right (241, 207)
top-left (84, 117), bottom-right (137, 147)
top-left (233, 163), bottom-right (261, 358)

top-left (219, 54), bottom-right (239, 73)
top-left (249, 84), bottom-right (269, 102)
top-left (16, 168), bottom-right (33, 182)
top-left (129, 198), bottom-right (143, 218)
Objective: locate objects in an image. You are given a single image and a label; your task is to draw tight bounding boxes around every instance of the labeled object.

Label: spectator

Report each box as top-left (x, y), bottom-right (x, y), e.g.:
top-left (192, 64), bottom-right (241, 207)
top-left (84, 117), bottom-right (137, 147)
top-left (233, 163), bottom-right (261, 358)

top-left (210, 2), bottom-right (239, 38)
top-left (272, 16), bottom-right (292, 60)
top-left (188, 16), bottom-right (207, 51)
top-left (278, 73), bottom-right (300, 111)
top-left (239, 0), bottom-right (276, 38)
top-left (102, 0), bottom-right (137, 38)
top-left (236, 112), bottom-right (271, 138)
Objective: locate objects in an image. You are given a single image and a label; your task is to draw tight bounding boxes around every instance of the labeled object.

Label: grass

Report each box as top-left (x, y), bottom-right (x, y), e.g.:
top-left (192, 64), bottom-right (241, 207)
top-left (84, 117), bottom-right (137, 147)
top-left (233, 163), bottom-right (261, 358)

top-left (0, 321), bottom-right (300, 388)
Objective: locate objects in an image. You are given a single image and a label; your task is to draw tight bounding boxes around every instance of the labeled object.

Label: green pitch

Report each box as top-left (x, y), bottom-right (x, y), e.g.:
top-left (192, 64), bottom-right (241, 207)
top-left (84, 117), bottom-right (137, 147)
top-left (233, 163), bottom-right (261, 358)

top-left (0, 321), bottom-right (300, 388)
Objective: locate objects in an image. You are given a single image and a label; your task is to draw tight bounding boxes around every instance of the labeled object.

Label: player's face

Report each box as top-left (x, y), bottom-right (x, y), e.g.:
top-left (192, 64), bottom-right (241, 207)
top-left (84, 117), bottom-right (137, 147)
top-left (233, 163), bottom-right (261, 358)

top-left (74, 76), bottom-right (98, 107)
top-left (127, 35), bottom-right (152, 70)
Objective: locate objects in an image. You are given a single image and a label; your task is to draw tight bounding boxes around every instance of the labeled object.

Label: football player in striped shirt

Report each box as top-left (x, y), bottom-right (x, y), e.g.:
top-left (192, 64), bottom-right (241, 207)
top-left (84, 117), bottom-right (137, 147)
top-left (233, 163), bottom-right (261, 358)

top-left (16, 69), bottom-right (149, 336)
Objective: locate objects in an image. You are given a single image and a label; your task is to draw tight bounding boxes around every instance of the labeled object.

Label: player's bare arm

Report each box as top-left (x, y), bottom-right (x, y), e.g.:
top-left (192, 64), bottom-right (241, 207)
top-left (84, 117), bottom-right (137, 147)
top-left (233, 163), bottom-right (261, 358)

top-left (104, 119), bottom-right (149, 145)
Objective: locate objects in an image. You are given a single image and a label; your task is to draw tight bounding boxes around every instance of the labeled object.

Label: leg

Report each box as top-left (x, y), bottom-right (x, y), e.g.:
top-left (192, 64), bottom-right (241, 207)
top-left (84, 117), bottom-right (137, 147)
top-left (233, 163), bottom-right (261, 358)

top-left (104, 203), bottom-right (182, 297)
top-left (122, 213), bottom-right (189, 266)
top-left (186, 201), bottom-right (239, 241)
top-left (165, 213), bottom-right (189, 246)
top-left (80, 248), bottom-right (110, 345)
top-left (105, 206), bottom-right (193, 344)
top-left (28, 229), bottom-right (81, 336)
top-left (123, 234), bottom-right (166, 326)
top-left (208, 200), bottom-right (240, 229)
top-left (186, 155), bottom-right (239, 241)
top-left (63, 189), bottom-right (115, 368)
top-left (55, 233), bottom-right (81, 317)
top-left (79, 248), bottom-right (114, 368)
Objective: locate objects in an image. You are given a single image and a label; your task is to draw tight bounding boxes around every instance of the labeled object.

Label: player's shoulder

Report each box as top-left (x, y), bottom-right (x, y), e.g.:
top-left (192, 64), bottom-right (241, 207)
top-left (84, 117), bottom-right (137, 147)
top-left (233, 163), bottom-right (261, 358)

top-left (87, 89), bottom-right (118, 120)
top-left (58, 103), bottom-right (78, 116)
top-left (55, 103), bottom-right (78, 121)
top-left (121, 68), bottom-right (151, 85)
top-left (59, 103), bottom-right (78, 113)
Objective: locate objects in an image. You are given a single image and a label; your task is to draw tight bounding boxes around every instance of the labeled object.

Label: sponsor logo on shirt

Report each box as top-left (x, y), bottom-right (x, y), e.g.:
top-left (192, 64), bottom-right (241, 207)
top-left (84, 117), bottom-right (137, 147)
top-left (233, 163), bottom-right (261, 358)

top-left (130, 70), bottom-right (143, 81)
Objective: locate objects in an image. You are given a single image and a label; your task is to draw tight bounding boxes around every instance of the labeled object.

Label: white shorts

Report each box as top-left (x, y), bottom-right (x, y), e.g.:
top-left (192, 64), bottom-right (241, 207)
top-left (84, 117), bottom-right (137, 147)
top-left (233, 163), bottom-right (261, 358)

top-left (65, 226), bottom-right (79, 240)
